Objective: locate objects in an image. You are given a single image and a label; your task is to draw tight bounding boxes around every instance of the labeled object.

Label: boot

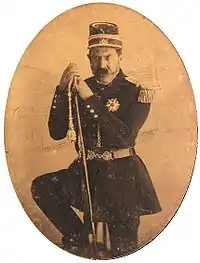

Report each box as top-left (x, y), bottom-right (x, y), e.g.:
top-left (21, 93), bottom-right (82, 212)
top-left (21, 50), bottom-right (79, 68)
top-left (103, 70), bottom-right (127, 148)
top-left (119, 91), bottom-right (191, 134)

top-left (61, 232), bottom-right (90, 257)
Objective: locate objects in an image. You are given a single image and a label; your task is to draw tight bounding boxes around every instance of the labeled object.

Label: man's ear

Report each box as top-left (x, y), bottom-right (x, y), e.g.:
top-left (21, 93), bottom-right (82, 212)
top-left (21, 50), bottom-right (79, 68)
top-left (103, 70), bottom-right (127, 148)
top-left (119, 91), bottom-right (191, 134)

top-left (87, 54), bottom-right (91, 61)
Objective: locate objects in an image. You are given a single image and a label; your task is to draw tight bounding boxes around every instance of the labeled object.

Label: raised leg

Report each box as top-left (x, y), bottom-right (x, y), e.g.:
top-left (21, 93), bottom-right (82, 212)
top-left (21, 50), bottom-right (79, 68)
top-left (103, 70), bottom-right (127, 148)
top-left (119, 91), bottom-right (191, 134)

top-left (31, 168), bottom-right (89, 253)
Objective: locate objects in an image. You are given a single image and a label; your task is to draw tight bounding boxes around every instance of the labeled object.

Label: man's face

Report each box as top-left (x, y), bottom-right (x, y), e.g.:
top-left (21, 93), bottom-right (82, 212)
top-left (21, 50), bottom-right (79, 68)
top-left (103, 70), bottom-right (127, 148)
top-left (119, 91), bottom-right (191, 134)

top-left (88, 47), bottom-right (121, 85)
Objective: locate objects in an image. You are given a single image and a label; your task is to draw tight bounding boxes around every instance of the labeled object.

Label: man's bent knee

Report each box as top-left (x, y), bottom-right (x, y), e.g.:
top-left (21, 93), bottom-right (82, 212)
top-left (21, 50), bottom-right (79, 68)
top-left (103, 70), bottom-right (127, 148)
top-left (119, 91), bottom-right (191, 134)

top-left (31, 176), bottom-right (45, 203)
top-left (31, 172), bottom-right (54, 202)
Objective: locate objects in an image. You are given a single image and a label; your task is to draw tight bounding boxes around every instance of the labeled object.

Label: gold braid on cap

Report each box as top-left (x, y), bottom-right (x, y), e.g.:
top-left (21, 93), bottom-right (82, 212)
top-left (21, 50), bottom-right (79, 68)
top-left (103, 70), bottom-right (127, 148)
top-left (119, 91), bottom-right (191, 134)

top-left (66, 77), bottom-right (77, 143)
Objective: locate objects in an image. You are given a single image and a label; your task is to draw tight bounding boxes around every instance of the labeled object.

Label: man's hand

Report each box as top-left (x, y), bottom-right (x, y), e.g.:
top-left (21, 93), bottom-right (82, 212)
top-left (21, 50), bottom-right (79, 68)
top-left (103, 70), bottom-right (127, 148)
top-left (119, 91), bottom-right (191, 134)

top-left (59, 63), bottom-right (93, 100)
top-left (59, 63), bottom-right (80, 91)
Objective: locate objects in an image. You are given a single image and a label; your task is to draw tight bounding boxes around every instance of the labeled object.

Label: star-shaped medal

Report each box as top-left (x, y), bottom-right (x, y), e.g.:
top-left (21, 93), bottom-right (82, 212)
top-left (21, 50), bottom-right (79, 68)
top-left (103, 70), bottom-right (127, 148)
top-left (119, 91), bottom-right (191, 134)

top-left (106, 98), bottom-right (120, 112)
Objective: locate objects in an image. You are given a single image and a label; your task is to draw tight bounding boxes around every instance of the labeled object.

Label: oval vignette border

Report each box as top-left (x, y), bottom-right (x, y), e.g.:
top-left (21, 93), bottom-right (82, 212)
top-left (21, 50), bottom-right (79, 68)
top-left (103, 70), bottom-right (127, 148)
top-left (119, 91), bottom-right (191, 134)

top-left (3, 1), bottom-right (198, 260)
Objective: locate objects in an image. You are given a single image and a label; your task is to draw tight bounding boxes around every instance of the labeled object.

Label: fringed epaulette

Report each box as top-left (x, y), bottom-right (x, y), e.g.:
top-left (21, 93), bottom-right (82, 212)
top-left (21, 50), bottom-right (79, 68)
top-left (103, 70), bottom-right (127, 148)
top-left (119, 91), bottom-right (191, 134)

top-left (137, 88), bottom-right (155, 103)
top-left (125, 76), bottom-right (155, 103)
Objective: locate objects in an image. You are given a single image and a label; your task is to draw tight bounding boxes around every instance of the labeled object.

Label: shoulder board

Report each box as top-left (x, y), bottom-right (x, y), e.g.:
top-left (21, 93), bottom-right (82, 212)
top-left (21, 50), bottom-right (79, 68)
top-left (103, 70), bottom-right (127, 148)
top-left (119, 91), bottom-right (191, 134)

top-left (137, 88), bottom-right (155, 103)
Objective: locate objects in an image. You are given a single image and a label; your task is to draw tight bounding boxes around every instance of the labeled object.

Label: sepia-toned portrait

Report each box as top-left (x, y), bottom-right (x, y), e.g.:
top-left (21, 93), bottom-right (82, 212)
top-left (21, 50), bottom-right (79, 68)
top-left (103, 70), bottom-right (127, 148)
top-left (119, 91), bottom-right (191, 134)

top-left (4, 3), bottom-right (197, 260)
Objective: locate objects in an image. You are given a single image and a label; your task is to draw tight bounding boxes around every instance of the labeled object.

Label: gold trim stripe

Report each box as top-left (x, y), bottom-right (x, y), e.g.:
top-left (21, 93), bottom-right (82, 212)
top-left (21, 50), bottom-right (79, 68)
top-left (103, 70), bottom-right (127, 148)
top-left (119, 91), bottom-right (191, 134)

top-left (88, 34), bottom-right (121, 41)
top-left (138, 89), bottom-right (155, 103)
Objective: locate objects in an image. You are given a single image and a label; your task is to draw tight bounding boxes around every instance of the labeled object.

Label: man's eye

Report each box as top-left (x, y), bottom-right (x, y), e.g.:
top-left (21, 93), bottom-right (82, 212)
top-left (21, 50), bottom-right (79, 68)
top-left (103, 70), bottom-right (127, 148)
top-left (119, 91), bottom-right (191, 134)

top-left (106, 55), bottom-right (111, 60)
top-left (92, 56), bottom-right (100, 60)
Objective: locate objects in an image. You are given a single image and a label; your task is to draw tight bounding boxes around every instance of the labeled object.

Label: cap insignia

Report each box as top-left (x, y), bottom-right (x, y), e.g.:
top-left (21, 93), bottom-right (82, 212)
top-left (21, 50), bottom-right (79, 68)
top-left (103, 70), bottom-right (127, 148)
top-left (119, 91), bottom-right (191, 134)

top-left (99, 38), bottom-right (109, 45)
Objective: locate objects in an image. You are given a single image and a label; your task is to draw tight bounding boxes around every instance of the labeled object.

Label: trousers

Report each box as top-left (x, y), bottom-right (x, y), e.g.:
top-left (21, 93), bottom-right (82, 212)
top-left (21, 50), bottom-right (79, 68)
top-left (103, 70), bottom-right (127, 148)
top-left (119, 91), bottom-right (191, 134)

top-left (31, 168), bottom-right (140, 257)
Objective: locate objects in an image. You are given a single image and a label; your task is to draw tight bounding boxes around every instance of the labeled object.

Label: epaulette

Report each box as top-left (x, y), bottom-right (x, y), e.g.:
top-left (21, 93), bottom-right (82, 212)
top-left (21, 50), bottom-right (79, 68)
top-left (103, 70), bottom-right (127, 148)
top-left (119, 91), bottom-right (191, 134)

top-left (125, 77), bottom-right (155, 103)
top-left (137, 88), bottom-right (155, 103)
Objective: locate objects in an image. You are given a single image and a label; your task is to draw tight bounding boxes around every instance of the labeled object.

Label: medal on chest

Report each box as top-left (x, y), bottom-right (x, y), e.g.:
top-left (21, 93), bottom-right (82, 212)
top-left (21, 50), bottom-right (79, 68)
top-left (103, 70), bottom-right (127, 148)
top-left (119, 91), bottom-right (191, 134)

top-left (106, 98), bottom-right (120, 112)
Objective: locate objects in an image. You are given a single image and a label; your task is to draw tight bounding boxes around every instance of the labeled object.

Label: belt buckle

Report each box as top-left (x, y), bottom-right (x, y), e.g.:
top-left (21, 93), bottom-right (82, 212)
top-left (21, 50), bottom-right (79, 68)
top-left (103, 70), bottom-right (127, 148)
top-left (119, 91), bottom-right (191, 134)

top-left (102, 151), bottom-right (112, 161)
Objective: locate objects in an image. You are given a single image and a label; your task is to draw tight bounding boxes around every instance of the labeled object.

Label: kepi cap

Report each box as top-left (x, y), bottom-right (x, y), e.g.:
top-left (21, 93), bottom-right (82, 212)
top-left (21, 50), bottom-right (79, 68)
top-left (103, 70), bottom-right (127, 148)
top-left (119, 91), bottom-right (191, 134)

top-left (88, 22), bottom-right (122, 49)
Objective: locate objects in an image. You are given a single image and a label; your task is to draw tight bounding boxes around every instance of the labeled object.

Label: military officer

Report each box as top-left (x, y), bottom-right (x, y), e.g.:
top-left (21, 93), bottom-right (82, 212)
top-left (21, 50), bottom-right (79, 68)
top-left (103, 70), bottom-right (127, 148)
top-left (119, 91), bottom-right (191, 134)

top-left (31, 22), bottom-right (161, 258)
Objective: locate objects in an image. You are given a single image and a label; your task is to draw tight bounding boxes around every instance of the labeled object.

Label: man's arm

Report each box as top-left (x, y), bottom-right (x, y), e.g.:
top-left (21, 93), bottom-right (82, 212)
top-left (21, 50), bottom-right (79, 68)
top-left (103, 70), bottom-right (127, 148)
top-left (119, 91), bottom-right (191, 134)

top-left (48, 63), bottom-right (80, 140)
top-left (48, 86), bottom-right (69, 140)
top-left (82, 92), bottom-right (151, 147)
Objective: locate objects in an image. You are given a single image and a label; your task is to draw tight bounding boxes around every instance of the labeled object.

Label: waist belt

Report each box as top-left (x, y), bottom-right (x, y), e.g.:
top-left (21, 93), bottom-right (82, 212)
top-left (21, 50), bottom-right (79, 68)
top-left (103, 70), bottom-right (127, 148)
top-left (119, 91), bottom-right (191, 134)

top-left (86, 147), bottom-right (135, 161)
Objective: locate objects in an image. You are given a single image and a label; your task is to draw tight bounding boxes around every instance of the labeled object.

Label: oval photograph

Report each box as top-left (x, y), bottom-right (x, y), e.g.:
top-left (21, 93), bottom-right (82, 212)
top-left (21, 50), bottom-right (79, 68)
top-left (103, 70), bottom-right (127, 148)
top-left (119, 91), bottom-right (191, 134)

top-left (4, 2), bottom-right (197, 260)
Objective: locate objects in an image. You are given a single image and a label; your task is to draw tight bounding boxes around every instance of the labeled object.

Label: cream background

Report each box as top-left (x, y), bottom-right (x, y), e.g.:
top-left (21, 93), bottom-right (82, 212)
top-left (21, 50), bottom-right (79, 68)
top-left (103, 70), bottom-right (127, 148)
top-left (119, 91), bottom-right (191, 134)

top-left (4, 3), bottom-right (197, 249)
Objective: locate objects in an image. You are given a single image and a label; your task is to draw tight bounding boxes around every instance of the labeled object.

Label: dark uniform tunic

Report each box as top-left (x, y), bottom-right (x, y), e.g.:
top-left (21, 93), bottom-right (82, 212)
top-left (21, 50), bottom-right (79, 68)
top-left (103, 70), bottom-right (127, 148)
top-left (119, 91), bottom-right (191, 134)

top-left (31, 69), bottom-right (161, 255)
top-left (48, 69), bottom-right (161, 218)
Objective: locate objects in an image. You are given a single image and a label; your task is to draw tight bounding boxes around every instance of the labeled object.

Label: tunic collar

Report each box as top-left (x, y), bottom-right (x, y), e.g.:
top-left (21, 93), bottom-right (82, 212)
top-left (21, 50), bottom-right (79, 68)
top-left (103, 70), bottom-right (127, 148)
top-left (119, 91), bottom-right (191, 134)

top-left (92, 68), bottom-right (127, 93)
top-left (95, 68), bottom-right (126, 86)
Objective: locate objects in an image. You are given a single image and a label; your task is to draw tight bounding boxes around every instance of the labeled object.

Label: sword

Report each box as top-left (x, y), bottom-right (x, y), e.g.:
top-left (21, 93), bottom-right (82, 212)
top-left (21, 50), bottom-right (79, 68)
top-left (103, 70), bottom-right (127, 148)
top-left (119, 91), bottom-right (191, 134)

top-left (67, 75), bottom-right (98, 256)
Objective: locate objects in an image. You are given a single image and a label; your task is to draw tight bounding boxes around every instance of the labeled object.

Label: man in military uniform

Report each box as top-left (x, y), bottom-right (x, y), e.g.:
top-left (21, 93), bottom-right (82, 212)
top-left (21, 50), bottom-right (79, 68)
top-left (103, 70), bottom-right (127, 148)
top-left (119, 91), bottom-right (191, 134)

top-left (31, 22), bottom-right (161, 258)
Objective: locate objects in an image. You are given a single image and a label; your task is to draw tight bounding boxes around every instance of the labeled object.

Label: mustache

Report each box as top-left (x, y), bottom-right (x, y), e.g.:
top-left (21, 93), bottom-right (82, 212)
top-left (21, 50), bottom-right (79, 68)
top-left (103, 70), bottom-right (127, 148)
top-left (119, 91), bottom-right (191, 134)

top-left (95, 68), bottom-right (110, 75)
